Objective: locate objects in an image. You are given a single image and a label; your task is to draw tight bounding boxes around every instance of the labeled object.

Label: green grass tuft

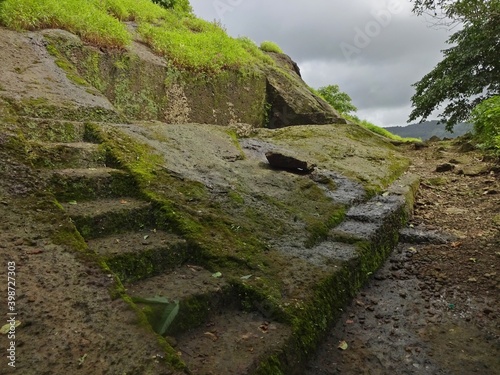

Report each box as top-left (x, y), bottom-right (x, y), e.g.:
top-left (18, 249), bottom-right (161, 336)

top-left (0, 0), bottom-right (136, 47)
top-left (139, 20), bottom-right (261, 74)
top-left (260, 40), bottom-right (283, 53)
top-left (237, 37), bottom-right (275, 65)
top-left (100, 0), bottom-right (169, 22)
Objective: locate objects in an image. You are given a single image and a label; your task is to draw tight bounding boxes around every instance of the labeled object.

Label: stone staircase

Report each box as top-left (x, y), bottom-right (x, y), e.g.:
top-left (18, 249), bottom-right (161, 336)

top-left (17, 117), bottom-right (303, 373)
top-left (25, 119), bottom-right (193, 285)
top-left (18, 117), bottom-right (272, 372)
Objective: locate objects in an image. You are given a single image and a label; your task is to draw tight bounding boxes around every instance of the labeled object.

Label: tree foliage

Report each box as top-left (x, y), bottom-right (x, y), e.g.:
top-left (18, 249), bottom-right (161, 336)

top-left (151, 0), bottom-right (191, 13)
top-left (317, 84), bottom-right (357, 115)
top-left (409, 0), bottom-right (500, 130)
top-left (470, 95), bottom-right (500, 152)
top-left (411, 0), bottom-right (494, 22)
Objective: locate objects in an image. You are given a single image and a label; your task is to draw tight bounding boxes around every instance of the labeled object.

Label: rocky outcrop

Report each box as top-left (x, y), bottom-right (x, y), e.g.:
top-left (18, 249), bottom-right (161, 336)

top-left (264, 52), bottom-right (346, 128)
top-left (38, 28), bottom-right (345, 129)
top-left (266, 51), bottom-right (302, 77)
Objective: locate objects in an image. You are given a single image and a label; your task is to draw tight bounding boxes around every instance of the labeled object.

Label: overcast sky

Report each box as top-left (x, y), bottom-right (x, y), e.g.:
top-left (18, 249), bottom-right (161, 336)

top-left (189, 0), bottom-right (452, 127)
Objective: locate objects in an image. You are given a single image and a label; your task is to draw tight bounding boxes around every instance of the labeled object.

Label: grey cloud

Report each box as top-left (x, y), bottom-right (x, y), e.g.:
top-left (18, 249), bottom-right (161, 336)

top-left (300, 59), bottom-right (414, 109)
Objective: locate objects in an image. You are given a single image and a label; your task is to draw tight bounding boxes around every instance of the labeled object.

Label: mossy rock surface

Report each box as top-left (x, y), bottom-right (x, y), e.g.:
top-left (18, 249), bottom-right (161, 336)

top-left (254, 124), bottom-right (410, 192)
top-left (42, 28), bottom-right (269, 126)
top-left (0, 24), bottom-right (418, 375)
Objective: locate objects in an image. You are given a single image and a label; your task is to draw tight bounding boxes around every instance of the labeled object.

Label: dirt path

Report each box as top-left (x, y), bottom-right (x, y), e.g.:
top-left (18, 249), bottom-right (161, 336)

top-left (306, 138), bottom-right (500, 375)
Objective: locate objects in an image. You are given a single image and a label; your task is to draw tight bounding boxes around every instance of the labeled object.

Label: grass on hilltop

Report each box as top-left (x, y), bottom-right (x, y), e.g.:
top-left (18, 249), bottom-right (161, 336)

top-left (0, 0), bottom-right (176, 47)
top-left (0, 0), bottom-right (274, 74)
top-left (139, 18), bottom-right (276, 74)
top-left (260, 41), bottom-right (283, 54)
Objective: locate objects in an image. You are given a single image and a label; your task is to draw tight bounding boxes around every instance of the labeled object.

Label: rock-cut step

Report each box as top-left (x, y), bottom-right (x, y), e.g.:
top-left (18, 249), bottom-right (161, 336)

top-left (50, 167), bottom-right (140, 202)
top-left (12, 117), bottom-right (88, 143)
top-left (62, 198), bottom-right (155, 240)
top-left (126, 265), bottom-right (230, 334)
top-left (87, 229), bottom-right (193, 283)
top-left (126, 265), bottom-right (292, 375)
top-left (33, 142), bottom-right (107, 169)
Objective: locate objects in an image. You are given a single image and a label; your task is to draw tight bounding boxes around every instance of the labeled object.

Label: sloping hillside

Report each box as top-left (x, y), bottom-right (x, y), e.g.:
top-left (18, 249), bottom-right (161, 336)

top-left (386, 120), bottom-right (473, 140)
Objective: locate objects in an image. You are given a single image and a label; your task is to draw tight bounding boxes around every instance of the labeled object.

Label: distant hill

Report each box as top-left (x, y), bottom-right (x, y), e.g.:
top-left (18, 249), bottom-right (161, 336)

top-left (385, 121), bottom-right (473, 140)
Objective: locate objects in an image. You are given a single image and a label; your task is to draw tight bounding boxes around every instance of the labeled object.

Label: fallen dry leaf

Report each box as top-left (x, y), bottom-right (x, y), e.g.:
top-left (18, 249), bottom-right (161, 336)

top-left (259, 323), bottom-right (269, 333)
top-left (0, 321), bottom-right (21, 334)
top-left (338, 341), bottom-right (348, 350)
top-left (204, 332), bottom-right (218, 341)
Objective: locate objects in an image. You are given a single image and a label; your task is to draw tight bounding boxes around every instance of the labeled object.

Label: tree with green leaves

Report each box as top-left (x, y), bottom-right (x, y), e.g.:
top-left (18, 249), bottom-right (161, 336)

top-left (411, 0), bottom-right (493, 22)
top-left (470, 95), bottom-right (500, 152)
top-left (408, 0), bottom-right (500, 130)
top-left (151, 0), bottom-right (191, 13)
top-left (317, 84), bottom-right (357, 116)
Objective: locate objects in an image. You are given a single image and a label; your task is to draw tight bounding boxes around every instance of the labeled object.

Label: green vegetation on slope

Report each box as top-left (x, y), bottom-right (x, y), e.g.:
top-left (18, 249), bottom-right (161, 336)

top-left (139, 20), bottom-right (266, 74)
top-left (151, 0), bottom-right (191, 13)
top-left (347, 116), bottom-right (421, 143)
top-left (0, 0), bottom-right (135, 47)
top-left (0, 0), bottom-right (274, 75)
top-left (260, 40), bottom-right (283, 54)
top-left (313, 83), bottom-right (419, 143)
top-left (470, 95), bottom-right (500, 154)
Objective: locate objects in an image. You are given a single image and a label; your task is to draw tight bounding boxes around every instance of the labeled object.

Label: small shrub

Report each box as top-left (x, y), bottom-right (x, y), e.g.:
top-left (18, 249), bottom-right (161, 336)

top-left (317, 84), bottom-right (357, 115)
top-left (260, 40), bottom-right (283, 54)
top-left (470, 95), bottom-right (500, 153)
top-left (237, 37), bottom-right (275, 65)
top-left (151, 0), bottom-right (192, 13)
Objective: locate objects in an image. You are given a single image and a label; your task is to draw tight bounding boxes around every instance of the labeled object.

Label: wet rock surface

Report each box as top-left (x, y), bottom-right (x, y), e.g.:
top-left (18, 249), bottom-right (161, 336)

top-left (311, 170), bottom-right (366, 205)
top-left (399, 226), bottom-right (456, 244)
top-left (346, 195), bottom-right (405, 223)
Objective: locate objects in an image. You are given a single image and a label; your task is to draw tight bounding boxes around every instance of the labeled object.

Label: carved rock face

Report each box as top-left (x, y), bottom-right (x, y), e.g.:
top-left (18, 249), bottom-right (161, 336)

top-left (264, 52), bottom-right (346, 128)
